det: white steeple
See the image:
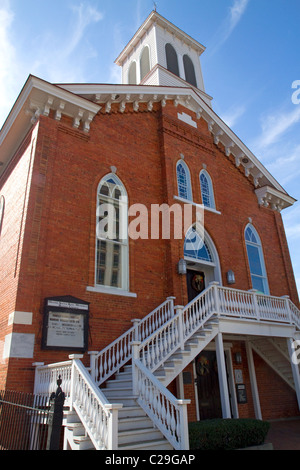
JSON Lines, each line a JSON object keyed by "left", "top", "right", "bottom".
{"left": 115, "top": 11, "right": 211, "bottom": 105}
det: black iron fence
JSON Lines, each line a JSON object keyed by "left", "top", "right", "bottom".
{"left": 0, "top": 380, "right": 65, "bottom": 450}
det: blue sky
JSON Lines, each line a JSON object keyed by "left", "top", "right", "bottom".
{"left": 0, "top": 0, "right": 300, "bottom": 295}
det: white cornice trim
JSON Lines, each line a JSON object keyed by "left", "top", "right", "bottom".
{"left": 255, "top": 186, "right": 297, "bottom": 212}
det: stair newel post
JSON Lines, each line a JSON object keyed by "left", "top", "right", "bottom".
{"left": 249, "top": 289, "right": 260, "bottom": 320}
{"left": 210, "top": 281, "right": 220, "bottom": 315}
{"left": 131, "top": 341, "right": 141, "bottom": 396}
{"left": 167, "top": 296, "right": 176, "bottom": 318}
{"left": 131, "top": 318, "right": 141, "bottom": 342}
{"left": 281, "top": 295, "right": 292, "bottom": 324}
{"left": 88, "top": 351, "right": 98, "bottom": 382}
{"left": 32, "top": 362, "right": 45, "bottom": 396}
{"left": 175, "top": 305, "right": 185, "bottom": 351}
{"left": 177, "top": 399, "right": 191, "bottom": 450}
{"left": 105, "top": 403, "right": 123, "bottom": 450}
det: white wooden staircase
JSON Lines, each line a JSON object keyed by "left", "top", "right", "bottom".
{"left": 33, "top": 283, "right": 300, "bottom": 451}
{"left": 250, "top": 337, "right": 297, "bottom": 391}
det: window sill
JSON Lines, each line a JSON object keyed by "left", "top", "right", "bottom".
{"left": 203, "top": 205, "right": 221, "bottom": 215}
{"left": 86, "top": 285, "right": 137, "bottom": 298}
{"left": 173, "top": 196, "right": 221, "bottom": 214}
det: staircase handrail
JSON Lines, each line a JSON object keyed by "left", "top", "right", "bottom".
{"left": 89, "top": 296, "right": 175, "bottom": 385}
{"left": 70, "top": 358, "right": 122, "bottom": 450}
{"left": 34, "top": 357, "right": 122, "bottom": 450}
{"left": 138, "top": 283, "right": 217, "bottom": 372}
{"left": 137, "top": 283, "right": 300, "bottom": 373}
{"left": 133, "top": 357, "right": 190, "bottom": 450}
{"left": 288, "top": 298, "right": 300, "bottom": 331}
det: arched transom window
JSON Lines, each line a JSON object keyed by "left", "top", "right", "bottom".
{"left": 176, "top": 160, "right": 192, "bottom": 201}
{"left": 96, "top": 174, "right": 128, "bottom": 290}
{"left": 245, "top": 224, "right": 269, "bottom": 294}
{"left": 184, "top": 226, "right": 214, "bottom": 265}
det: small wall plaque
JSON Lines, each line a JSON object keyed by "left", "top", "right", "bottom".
{"left": 236, "top": 384, "right": 247, "bottom": 404}
{"left": 42, "top": 296, "right": 89, "bottom": 353}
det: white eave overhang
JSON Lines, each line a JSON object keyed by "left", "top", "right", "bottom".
{"left": 0, "top": 77, "right": 296, "bottom": 212}
{"left": 0, "top": 75, "right": 101, "bottom": 178}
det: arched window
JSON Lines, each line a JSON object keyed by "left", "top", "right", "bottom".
{"left": 140, "top": 46, "right": 150, "bottom": 81}
{"left": 165, "top": 43, "right": 180, "bottom": 77}
{"left": 176, "top": 160, "right": 192, "bottom": 201}
{"left": 184, "top": 226, "right": 213, "bottom": 264}
{"left": 200, "top": 170, "right": 215, "bottom": 209}
{"left": 245, "top": 224, "right": 269, "bottom": 294}
{"left": 96, "top": 174, "right": 128, "bottom": 290}
{"left": 128, "top": 61, "right": 137, "bottom": 84}
{"left": 183, "top": 54, "right": 197, "bottom": 87}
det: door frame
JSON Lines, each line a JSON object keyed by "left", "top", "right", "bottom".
{"left": 193, "top": 343, "right": 239, "bottom": 420}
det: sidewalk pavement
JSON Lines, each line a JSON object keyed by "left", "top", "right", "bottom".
{"left": 266, "top": 418, "right": 300, "bottom": 450}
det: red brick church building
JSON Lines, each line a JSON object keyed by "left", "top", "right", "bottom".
{"left": 0, "top": 11, "right": 299, "bottom": 450}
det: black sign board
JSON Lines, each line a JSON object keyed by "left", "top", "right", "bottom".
{"left": 42, "top": 296, "right": 89, "bottom": 353}
{"left": 236, "top": 384, "right": 247, "bottom": 404}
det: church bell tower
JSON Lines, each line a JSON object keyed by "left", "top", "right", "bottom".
{"left": 115, "top": 11, "right": 211, "bottom": 106}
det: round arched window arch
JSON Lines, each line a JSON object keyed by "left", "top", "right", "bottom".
{"left": 96, "top": 174, "right": 129, "bottom": 290}
{"left": 183, "top": 54, "right": 197, "bottom": 87}
{"left": 128, "top": 61, "right": 137, "bottom": 85}
{"left": 176, "top": 160, "right": 192, "bottom": 201}
{"left": 165, "top": 43, "right": 180, "bottom": 77}
{"left": 140, "top": 46, "right": 150, "bottom": 81}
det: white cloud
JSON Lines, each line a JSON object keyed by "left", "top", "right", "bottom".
{"left": 267, "top": 144, "right": 300, "bottom": 185}
{"left": 65, "top": 3, "right": 104, "bottom": 58}
{"left": 254, "top": 106, "right": 300, "bottom": 150}
{"left": 209, "top": 0, "right": 250, "bottom": 54}
{"left": 229, "top": 0, "right": 250, "bottom": 32}
{"left": 27, "top": 2, "right": 104, "bottom": 83}
{"left": 220, "top": 105, "right": 246, "bottom": 128}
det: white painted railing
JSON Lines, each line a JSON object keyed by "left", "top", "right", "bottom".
{"left": 137, "top": 283, "right": 300, "bottom": 376}
{"left": 33, "top": 357, "right": 122, "bottom": 450}
{"left": 70, "top": 359, "right": 122, "bottom": 450}
{"left": 138, "top": 285, "right": 217, "bottom": 373}
{"left": 33, "top": 359, "right": 73, "bottom": 403}
{"left": 133, "top": 358, "right": 190, "bottom": 450}
{"left": 89, "top": 297, "right": 175, "bottom": 385}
